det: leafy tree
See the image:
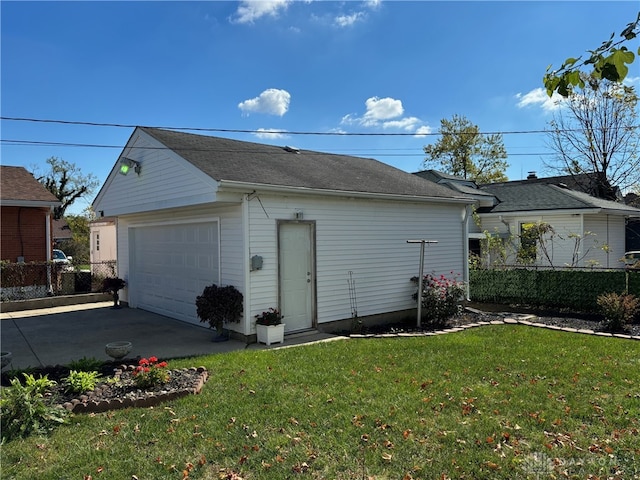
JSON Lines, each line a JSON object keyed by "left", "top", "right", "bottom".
{"left": 544, "top": 13, "right": 639, "bottom": 97}
{"left": 34, "top": 157, "right": 99, "bottom": 220}
{"left": 544, "top": 79, "right": 639, "bottom": 200}
{"left": 423, "top": 115, "right": 509, "bottom": 184}
{"left": 59, "top": 211, "right": 93, "bottom": 264}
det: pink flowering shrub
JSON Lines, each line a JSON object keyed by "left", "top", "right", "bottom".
{"left": 133, "top": 356, "right": 169, "bottom": 388}
{"left": 411, "top": 272, "right": 466, "bottom": 328}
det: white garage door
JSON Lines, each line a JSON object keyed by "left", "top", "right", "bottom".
{"left": 130, "top": 222, "right": 219, "bottom": 324}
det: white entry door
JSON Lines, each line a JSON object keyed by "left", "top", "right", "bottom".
{"left": 130, "top": 221, "right": 219, "bottom": 324}
{"left": 279, "top": 222, "right": 315, "bottom": 332}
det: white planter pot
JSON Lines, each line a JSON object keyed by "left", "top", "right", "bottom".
{"left": 256, "top": 324, "right": 285, "bottom": 346}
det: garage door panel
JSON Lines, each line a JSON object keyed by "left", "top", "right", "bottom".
{"left": 131, "top": 222, "right": 219, "bottom": 324}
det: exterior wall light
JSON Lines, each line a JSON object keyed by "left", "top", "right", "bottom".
{"left": 119, "top": 157, "right": 141, "bottom": 175}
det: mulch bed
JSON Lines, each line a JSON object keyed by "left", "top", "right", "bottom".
{"left": 2, "top": 360, "right": 209, "bottom": 414}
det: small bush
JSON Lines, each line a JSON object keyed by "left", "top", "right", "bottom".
{"left": 196, "top": 284, "right": 244, "bottom": 331}
{"left": 412, "top": 273, "right": 466, "bottom": 328}
{"left": 597, "top": 292, "right": 640, "bottom": 332}
{"left": 0, "top": 374, "right": 67, "bottom": 442}
{"left": 132, "top": 357, "right": 169, "bottom": 389}
{"left": 68, "top": 356, "right": 103, "bottom": 372}
{"left": 63, "top": 370, "right": 101, "bottom": 394}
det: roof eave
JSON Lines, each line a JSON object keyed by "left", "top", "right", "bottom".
{"left": 479, "top": 208, "right": 602, "bottom": 217}
{"left": 218, "top": 180, "right": 474, "bottom": 205}
{"left": 1, "top": 199, "right": 61, "bottom": 208}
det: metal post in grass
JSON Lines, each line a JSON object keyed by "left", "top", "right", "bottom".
{"left": 407, "top": 240, "right": 438, "bottom": 328}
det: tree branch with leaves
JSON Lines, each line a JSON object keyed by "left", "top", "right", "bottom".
{"left": 423, "top": 115, "right": 509, "bottom": 184}
{"left": 544, "top": 12, "right": 639, "bottom": 97}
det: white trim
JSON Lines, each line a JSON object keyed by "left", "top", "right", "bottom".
{"left": 125, "top": 215, "right": 221, "bottom": 229}
{"left": 219, "top": 180, "right": 473, "bottom": 205}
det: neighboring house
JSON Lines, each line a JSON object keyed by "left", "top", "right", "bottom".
{"left": 93, "top": 127, "right": 474, "bottom": 340}
{"left": 89, "top": 216, "right": 117, "bottom": 264}
{"left": 624, "top": 193, "right": 640, "bottom": 251}
{"left": 52, "top": 218, "right": 73, "bottom": 248}
{"left": 1, "top": 166, "right": 61, "bottom": 299}
{"left": 415, "top": 170, "right": 640, "bottom": 269}
{"left": 1, "top": 166, "right": 61, "bottom": 263}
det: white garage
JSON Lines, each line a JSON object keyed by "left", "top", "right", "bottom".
{"left": 129, "top": 221, "right": 220, "bottom": 324}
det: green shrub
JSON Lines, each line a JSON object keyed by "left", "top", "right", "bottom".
{"left": 597, "top": 292, "right": 640, "bottom": 332}
{"left": 196, "top": 284, "right": 244, "bottom": 332}
{"left": 63, "top": 370, "right": 101, "bottom": 394}
{"left": 132, "top": 356, "right": 169, "bottom": 388}
{"left": 68, "top": 356, "right": 103, "bottom": 372}
{"left": 411, "top": 273, "right": 466, "bottom": 328}
{"left": 0, "top": 374, "right": 67, "bottom": 442}
{"left": 470, "top": 268, "right": 640, "bottom": 312}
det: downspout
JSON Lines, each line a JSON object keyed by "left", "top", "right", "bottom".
{"left": 46, "top": 208, "right": 53, "bottom": 294}
{"left": 462, "top": 205, "right": 472, "bottom": 300}
{"left": 242, "top": 193, "right": 252, "bottom": 338}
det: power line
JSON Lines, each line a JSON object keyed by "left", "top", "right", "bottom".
{"left": 0, "top": 138, "right": 555, "bottom": 157}
{"left": 0, "top": 115, "right": 588, "bottom": 137}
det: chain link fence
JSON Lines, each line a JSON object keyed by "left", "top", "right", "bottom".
{"left": 1, "top": 261, "right": 118, "bottom": 302}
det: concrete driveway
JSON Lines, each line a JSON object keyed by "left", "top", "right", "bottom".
{"left": 1, "top": 302, "right": 340, "bottom": 370}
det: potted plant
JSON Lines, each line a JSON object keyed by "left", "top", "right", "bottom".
{"left": 255, "top": 308, "right": 285, "bottom": 346}
{"left": 102, "top": 277, "right": 126, "bottom": 308}
{"left": 196, "top": 284, "right": 243, "bottom": 342}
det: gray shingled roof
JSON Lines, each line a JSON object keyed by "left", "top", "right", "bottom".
{"left": 0, "top": 166, "right": 60, "bottom": 204}
{"left": 479, "top": 182, "right": 640, "bottom": 215}
{"left": 140, "top": 127, "right": 470, "bottom": 201}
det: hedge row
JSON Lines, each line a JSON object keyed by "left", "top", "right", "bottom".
{"left": 469, "top": 268, "right": 640, "bottom": 312}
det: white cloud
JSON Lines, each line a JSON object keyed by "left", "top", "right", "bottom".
{"left": 238, "top": 88, "right": 291, "bottom": 116}
{"left": 335, "top": 11, "right": 364, "bottom": 27}
{"left": 414, "top": 125, "right": 432, "bottom": 138}
{"left": 333, "top": 0, "right": 381, "bottom": 28}
{"left": 340, "top": 96, "right": 430, "bottom": 136}
{"left": 362, "top": 96, "right": 404, "bottom": 125}
{"left": 253, "top": 128, "right": 288, "bottom": 139}
{"left": 231, "top": 0, "right": 292, "bottom": 24}
{"left": 515, "top": 87, "right": 564, "bottom": 112}
{"left": 624, "top": 76, "right": 640, "bottom": 87}
{"left": 381, "top": 116, "right": 420, "bottom": 131}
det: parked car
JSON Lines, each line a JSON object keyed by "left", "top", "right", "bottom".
{"left": 53, "top": 249, "right": 74, "bottom": 271}
{"left": 623, "top": 251, "right": 640, "bottom": 269}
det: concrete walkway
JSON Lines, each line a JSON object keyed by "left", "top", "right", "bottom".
{"left": 1, "top": 302, "right": 343, "bottom": 370}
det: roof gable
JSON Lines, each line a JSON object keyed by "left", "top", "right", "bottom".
{"left": 0, "top": 166, "right": 60, "bottom": 206}
{"left": 140, "top": 127, "right": 469, "bottom": 201}
{"left": 479, "top": 182, "right": 640, "bottom": 216}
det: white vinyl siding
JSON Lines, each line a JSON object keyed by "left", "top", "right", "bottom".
{"left": 116, "top": 204, "right": 244, "bottom": 325}
{"left": 479, "top": 213, "right": 626, "bottom": 268}
{"left": 93, "top": 131, "right": 219, "bottom": 217}
{"left": 246, "top": 193, "right": 466, "bottom": 326}
{"left": 583, "top": 215, "right": 626, "bottom": 268}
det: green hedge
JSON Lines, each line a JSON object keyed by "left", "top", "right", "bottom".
{"left": 469, "top": 268, "right": 640, "bottom": 312}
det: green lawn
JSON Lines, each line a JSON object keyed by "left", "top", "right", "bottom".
{"left": 3, "top": 325, "right": 639, "bottom": 479}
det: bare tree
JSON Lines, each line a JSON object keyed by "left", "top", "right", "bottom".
{"left": 34, "top": 157, "right": 99, "bottom": 219}
{"left": 544, "top": 79, "right": 639, "bottom": 200}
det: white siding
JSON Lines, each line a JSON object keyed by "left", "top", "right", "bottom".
{"left": 245, "top": 193, "right": 467, "bottom": 326}
{"left": 89, "top": 222, "right": 116, "bottom": 263}
{"left": 584, "top": 214, "right": 626, "bottom": 268}
{"left": 93, "top": 130, "right": 219, "bottom": 217}
{"left": 479, "top": 212, "right": 627, "bottom": 268}
{"left": 116, "top": 204, "right": 245, "bottom": 329}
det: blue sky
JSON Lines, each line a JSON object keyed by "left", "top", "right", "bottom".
{"left": 2, "top": 1, "right": 638, "bottom": 214}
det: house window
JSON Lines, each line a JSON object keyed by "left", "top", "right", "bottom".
{"left": 518, "top": 223, "right": 538, "bottom": 264}
{"left": 96, "top": 233, "right": 100, "bottom": 251}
